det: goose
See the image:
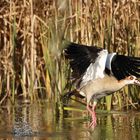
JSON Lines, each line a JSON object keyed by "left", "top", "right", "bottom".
{"left": 63, "top": 42, "right": 140, "bottom": 128}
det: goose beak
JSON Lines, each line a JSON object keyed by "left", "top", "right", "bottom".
{"left": 134, "top": 79, "right": 140, "bottom": 86}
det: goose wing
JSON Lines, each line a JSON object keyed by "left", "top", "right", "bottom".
{"left": 109, "top": 54, "right": 140, "bottom": 80}
{"left": 64, "top": 42, "right": 108, "bottom": 87}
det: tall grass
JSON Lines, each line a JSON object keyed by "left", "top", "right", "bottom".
{"left": 0, "top": 0, "right": 139, "bottom": 110}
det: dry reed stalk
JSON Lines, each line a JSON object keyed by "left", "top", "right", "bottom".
{"left": 30, "top": 0, "right": 36, "bottom": 101}
{"left": 0, "top": 0, "right": 139, "bottom": 110}
{"left": 69, "top": 0, "right": 73, "bottom": 41}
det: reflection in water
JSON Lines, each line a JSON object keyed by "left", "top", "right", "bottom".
{"left": 13, "top": 104, "right": 33, "bottom": 136}
{"left": 0, "top": 101, "right": 139, "bottom": 140}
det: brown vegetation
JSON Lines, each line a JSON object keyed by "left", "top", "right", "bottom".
{"left": 0, "top": 0, "right": 139, "bottom": 110}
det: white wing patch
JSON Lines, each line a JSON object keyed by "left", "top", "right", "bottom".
{"left": 80, "top": 50, "right": 108, "bottom": 87}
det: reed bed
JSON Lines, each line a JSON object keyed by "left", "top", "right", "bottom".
{"left": 0, "top": 0, "right": 140, "bottom": 110}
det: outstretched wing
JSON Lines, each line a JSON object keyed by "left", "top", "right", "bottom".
{"left": 64, "top": 42, "right": 108, "bottom": 87}
{"left": 111, "top": 55, "right": 140, "bottom": 80}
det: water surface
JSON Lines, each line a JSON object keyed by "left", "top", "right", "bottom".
{"left": 0, "top": 101, "right": 140, "bottom": 140}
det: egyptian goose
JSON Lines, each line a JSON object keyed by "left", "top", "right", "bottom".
{"left": 63, "top": 42, "right": 140, "bottom": 128}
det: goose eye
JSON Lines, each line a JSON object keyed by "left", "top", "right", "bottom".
{"left": 130, "top": 76, "right": 134, "bottom": 80}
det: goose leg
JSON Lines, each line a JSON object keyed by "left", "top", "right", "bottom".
{"left": 87, "top": 101, "right": 97, "bottom": 128}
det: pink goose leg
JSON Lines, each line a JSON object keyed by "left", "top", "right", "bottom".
{"left": 87, "top": 101, "right": 97, "bottom": 128}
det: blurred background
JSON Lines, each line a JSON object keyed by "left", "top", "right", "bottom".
{"left": 0, "top": 0, "right": 140, "bottom": 111}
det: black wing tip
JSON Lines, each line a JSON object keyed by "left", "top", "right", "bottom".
{"left": 64, "top": 41, "right": 104, "bottom": 80}
{"left": 111, "top": 54, "right": 140, "bottom": 80}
